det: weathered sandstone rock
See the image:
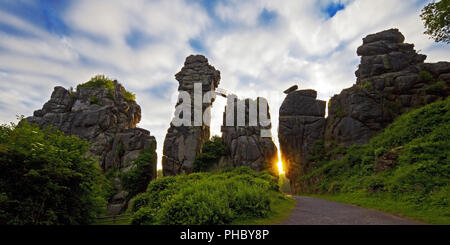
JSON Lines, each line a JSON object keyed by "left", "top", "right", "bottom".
{"left": 221, "top": 97, "right": 278, "bottom": 173}
{"left": 162, "top": 55, "right": 221, "bottom": 176}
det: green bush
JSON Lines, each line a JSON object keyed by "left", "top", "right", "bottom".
{"left": 89, "top": 95, "right": 100, "bottom": 105}
{"left": 122, "top": 90, "right": 136, "bottom": 102}
{"left": 120, "top": 146, "right": 157, "bottom": 200}
{"left": 130, "top": 167, "right": 279, "bottom": 225}
{"left": 419, "top": 70, "right": 434, "bottom": 82}
{"left": 0, "top": 121, "right": 108, "bottom": 224}
{"left": 77, "top": 74, "right": 136, "bottom": 102}
{"left": 425, "top": 80, "right": 446, "bottom": 96}
{"left": 193, "top": 136, "right": 228, "bottom": 172}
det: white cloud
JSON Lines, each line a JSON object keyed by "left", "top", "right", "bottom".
{"left": 0, "top": 0, "right": 448, "bottom": 170}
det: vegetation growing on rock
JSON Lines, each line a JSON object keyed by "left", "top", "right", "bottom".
{"left": 77, "top": 74, "right": 136, "bottom": 102}
{"left": 120, "top": 144, "right": 157, "bottom": 200}
{"left": 193, "top": 136, "right": 228, "bottom": 172}
{"left": 300, "top": 98, "right": 450, "bottom": 224}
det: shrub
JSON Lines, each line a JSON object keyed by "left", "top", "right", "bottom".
{"left": 0, "top": 121, "right": 108, "bottom": 224}
{"left": 77, "top": 74, "right": 115, "bottom": 91}
{"left": 130, "top": 167, "right": 278, "bottom": 225}
{"left": 193, "top": 136, "right": 228, "bottom": 172}
{"left": 120, "top": 146, "right": 157, "bottom": 200}
{"left": 77, "top": 74, "right": 136, "bottom": 102}
{"left": 131, "top": 206, "right": 155, "bottom": 225}
{"left": 419, "top": 70, "right": 434, "bottom": 82}
{"left": 425, "top": 80, "right": 446, "bottom": 96}
{"left": 89, "top": 95, "right": 100, "bottom": 105}
{"left": 122, "top": 90, "right": 136, "bottom": 102}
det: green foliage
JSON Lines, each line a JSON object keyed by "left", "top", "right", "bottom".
{"left": 334, "top": 105, "right": 347, "bottom": 118}
{"left": 120, "top": 146, "right": 157, "bottom": 200}
{"left": 122, "top": 90, "right": 136, "bottom": 102}
{"left": 419, "top": 70, "right": 434, "bottom": 82}
{"left": 359, "top": 82, "right": 372, "bottom": 89}
{"left": 103, "top": 168, "right": 119, "bottom": 201}
{"left": 77, "top": 74, "right": 115, "bottom": 91}
{"left": 300, "top": 98, "right": 450, "bottom": 224}
{"left": 89, "top": 96, "right": 100, "bottom": 105}
{"left": 77, "top": 74, "right": 136, "bottom": 102}
{"left": 0, "top": 121, "right": 108, "bottom": 224}
{"left": 130, "top": 167, "right": 281, "bottom": 225}
{"left": 425, "top": 81, "right": 446, "bottom": 96}
{"left": 420, "top": 0, "right": 450, "bottom": 43}
{"left": 193, "top": 136, "right": 228, "bottom": 172}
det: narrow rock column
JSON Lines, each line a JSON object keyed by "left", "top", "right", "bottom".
{"left": 278, "top": 89, "right": 326, "bottom": 193}
{"left": 221, "top": 97, "right": 278, "bottom": 174}
{"left": 162, "top": 55, "right": 220, "bottom": 176}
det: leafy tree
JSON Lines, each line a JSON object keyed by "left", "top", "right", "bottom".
{"left": 193, "top": 136, "right": 228, "bottom": 172}
{"left": 0, "top": 121, "right": 108, "bottom": 224}
{"left": 421, "top": 0, "right": 450, "bottom": 43}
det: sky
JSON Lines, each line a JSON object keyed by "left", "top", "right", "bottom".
{"left": 0, "top": 0, "right": 449, "bottom": 170}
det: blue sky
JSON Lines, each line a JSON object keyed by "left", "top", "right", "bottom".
{"left": 0, "top": 0, "right": 448, "bottom": 169}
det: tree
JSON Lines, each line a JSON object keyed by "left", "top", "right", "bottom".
{"left": 0, "top": 121, "right": 108, "bottom": 224}
{"left": 420, "top": 0, "right": 450, "bottom": 43}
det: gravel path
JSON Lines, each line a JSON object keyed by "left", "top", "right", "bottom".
{"left": 282, "top": 196, "right": 422, "bottom": 225}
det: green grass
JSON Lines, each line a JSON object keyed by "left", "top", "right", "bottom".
{"left": 298, "top": 98, "right": 450, "bottom": 225}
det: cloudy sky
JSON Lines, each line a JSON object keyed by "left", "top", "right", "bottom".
{"left": 0, "top": 0, "right": 449, "bottom": 169}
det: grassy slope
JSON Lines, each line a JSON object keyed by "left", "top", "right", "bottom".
{"left": 300, "top": 98, "right": 450, "bottom": 224}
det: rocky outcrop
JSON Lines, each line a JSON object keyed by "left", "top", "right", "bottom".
{"left": 280, "top": 29, "right": 449, "bottom": 193}
{"left": 26, "top": 80, "right": 157, "bottom": 214}
{"left": 221, "top": 97, "right": 278, "bottom": 173}
{"left": 325, "top": 28, "right": 450, "bottom": 147}
{"left": 162, "top": 55, "right": 221, "bottom": 176}
{"left": 278, "top": 89, "right": 326, "bottom": 192}
{"left": 27, "top": 81, "right": 157, "bottom": 171}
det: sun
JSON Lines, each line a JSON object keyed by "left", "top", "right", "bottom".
{"left": 277, "top": 150, "right": 285, "bottom": 175}
{"left": 277, "top": 160, "right": 285, "bottom": 175}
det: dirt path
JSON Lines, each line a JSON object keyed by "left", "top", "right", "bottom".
{"left": 282, "top": 196, "right": 422, "bottom": 225}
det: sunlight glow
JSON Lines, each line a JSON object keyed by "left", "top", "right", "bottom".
{"left": 277, "top": 150, "right": 285, "bottom": 175}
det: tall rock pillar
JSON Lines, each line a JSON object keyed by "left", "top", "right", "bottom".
{"left": 221, "top": 97, "right": 278, "bottom": 174}
{"left": 162, "top": 55, "right": 221, "bottom": 176}
{"left": 278, "top": 89, "right": 326, "bottom": 193}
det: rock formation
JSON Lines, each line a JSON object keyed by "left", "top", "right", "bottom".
{"left": 221, "top": 97, "right": 278, "bottom": 173}
{"left": 278, "top": 89, "right": 326, "bottom": 192}
{"left": 326, "top": 28, "right": 450, "bottom": 147}
{"left": 280, "top": 28, "right": 450, "bottom": 193}
{"left": 162, "top": 55, "right": 221, "bottom": 176}
{"left": 27, "top": 81, "right": 156, "bottom": 170}
{"left": 26, "top": 80, "right": 157, "bottom": 213}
